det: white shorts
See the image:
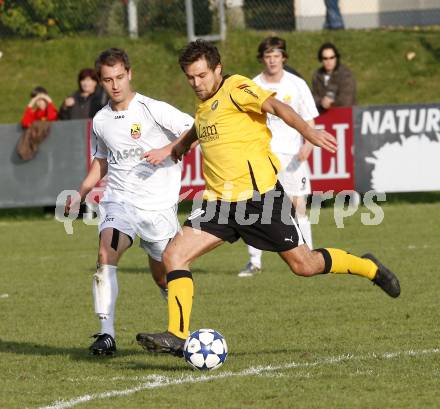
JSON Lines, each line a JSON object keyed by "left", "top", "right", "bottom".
{"left": 276, "top": 153, "right": 311, "bottom": 197}
{"left": 98, "top": 201, "right": 180, "bottom": 261}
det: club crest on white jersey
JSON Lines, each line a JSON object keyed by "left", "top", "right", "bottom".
{"left": 130, "top": 123, "right": 141, "bottom": 139}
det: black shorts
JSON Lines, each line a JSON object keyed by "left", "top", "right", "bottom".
{"left": 184, "top": 182, "right": 305, "bottom": 252}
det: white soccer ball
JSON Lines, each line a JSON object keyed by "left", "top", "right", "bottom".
{"left": 183, "top": 329, "right": 228, "bottom": 371}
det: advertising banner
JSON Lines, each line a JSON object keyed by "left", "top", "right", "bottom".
{"left": 311, "top": 107, "right": 354, "bottom": 192}
{"left": 354, "top": 103, "right": 440, "bottom": 193}
{"left": 0, "top": 120, "right": 88, "bottom": 208}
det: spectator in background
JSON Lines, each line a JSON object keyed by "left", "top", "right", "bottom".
{"left": 21, "top": 86, "right": 58, "bottom": 128}
{"left": 324, "top": 0, "right": 345, "bottom": 30}
{"left": 17, "top": 86, "right": 58, "bottom": 161}
{"left": 312, "top": 42, "right": 356, "bottom": 113}
{"left": 59, "top": 68, "right": 107, "bottom": 120}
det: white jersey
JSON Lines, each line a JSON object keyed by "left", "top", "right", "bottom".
{"left": 253, "top": 70, "right": 318, "bottom": 155}
{"left": 93, "top": 93, "right": 194, "bottom": 210}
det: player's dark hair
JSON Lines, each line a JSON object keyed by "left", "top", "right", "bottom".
{"left": 178, "top": 39, "right": 221, "bottom": 71}
{"left": 78, "top": 68, "right": 99, "bottom": 88}
{"left": 95, "top": 48, "right": 131, "bottom": 78}
{"left": 257, "top": 36, "right": 288, "bottom": 61}
{"left": 318, "top": 42, "right": 340, "bottom": 67}
{"left": 30, "top": 86, "right": 48, "bottom": 98}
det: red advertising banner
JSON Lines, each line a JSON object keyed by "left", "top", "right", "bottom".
{"left": 310, "top": 106, "right": 354, "bottom": 192}
{"left": 180, "top": 145, "right": 205, "bottom": 199}
{"left": 87, "top": 107, "right": 354, "bottom": 201}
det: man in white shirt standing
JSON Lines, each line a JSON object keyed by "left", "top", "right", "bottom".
{"left": 239, "top": 37, "right": 318, "bottom": 277}
{"left": 64, "top": 48, "right": 194, "bottom": 354}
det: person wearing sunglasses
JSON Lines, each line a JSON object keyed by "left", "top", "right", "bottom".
{"left": 312, "top": 42, "right": 356, "bottom": 112}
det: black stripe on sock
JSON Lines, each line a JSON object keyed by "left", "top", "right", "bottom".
{"left": 314, "top": 248, "right": 332, "bottom": 274}
{"left": 167, "top": 269, "right": 193, "bottom": 283}
{"left": 175, "top": 296, "right": 184, "bottom": 333}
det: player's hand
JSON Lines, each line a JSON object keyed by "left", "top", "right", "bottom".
{"left": 143, "top": 147, "right": 170, "bottom": 166}
{"left": 304, "top": 128, "right": 337, "bottom": 153}
{"left": 64, "top": 194, "right": 81, "bottom": 217}
{"left": 171, "top": 142, "right": 190, "bottom": 163}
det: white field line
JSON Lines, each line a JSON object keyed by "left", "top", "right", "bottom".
{"left": 39, "top": 348, "right": 440, "bottom": 409}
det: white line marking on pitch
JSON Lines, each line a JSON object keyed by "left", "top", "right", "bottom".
{"left": 38, "top": 348, "right": 440, "bottom": 409}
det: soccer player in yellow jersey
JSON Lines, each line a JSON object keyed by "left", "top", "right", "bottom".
{"left": 136, "top": 40, "right": 400, "bottom": 356}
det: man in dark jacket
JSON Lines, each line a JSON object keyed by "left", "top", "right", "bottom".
{"left": 312, "top": 42, "right": 356, "bottom": 112}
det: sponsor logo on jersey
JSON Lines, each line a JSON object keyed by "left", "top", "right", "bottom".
{"left": 198, "top": 123, "right": 219, "bottom": 142}
{"left": 130, "top": 123, "right": 141, "bottom": 139}
{"left": 112, "top": 147, "right": 145, "bottom": 161}
{"left": 237, "top": 84, "right": 250, "bottom": 89}
{"left": 244, "top": 88, "right": 259, "bottom": 99}
{"left": 114, "top": 114, "right": 125, "bottom": 119}
{"left": 211, "top": 100, "right": 219, "bottom": 110}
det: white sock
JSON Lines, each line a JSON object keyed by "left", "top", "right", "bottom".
{"left": 248, "top": 245, "right": 262, "bottom": 268}
{"left": 297, "top": 216, "right": 313, "bottom": 249}
{"left": 93, "top": 264, "right": 118, "bottom": 339}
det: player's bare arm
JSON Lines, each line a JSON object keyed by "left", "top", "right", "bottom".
{"left": 64, "top": 157, "right": 108, "bottom": 215}
{"left": 262, "top": 97, "right": 337, "bottom": 153}
{"left": 171, "top": 125, "right": 198, "bottom": 162}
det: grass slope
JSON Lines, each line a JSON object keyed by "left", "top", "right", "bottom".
{"left": 1, "top": 27, "right": 440, "bottom": 123}
{"left": 0, "top": 201, "right": 439, "bottom": 408}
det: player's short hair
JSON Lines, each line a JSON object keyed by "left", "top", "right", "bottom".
{"left": 78, "top": 68, "right": 99, "bottom": 87}
{"left": 257, "top": 36, "right": 288, "bottom": 61}
{"left": 30, "top": 86, "right": 48, "bottom": 98}
{"left": 95, "top": 48, "right": 131, "bottom": 78}
{"left": 178, "top": 40, "right": 221, "bottom": 71}
{"left": 317, "top": 42, "right": 341, "bottom": 64}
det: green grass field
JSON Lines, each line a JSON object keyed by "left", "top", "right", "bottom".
{"left": 1, "top": 200, "right": 439, "bottom": 408}
{"left": 1, "top": 27, "right": 440, "bottom": 123}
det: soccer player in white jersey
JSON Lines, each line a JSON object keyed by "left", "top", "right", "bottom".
{"left": 239, "top": 37, "right": 319, "bottom": 277}
{"left": 64, "top": 48, "right": 194, "bottom": 355}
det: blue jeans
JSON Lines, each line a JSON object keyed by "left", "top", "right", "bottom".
{"left": 324, "top": 0, "right": 345, "bottom": 29}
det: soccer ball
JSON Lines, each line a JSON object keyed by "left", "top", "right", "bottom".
{"left": 183, "top": 329, "right": 228, "bottom": 371}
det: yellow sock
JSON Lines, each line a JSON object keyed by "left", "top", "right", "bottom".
{"left": 318, "top": 248, "right": 378, "bottom": 280}
{"left": 167, "top": 271, "right": 194, "bottom": 339}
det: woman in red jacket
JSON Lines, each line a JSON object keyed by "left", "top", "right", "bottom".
{"left": 21, "top": 86, "right": 58, "bottom": 128}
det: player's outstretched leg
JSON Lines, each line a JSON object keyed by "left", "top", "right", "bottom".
{"left": 316, "top": 248, "right": 400, "bottom": 298}
{"left": 361, "top": 253, "right": 400, "bottom": 298}
{"left": 281, "top": 246, "right": 400, "bottom": 298}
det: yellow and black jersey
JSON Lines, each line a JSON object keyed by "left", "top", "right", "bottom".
{"left": 195, "top": 74, "right": 281, "bottom": 201}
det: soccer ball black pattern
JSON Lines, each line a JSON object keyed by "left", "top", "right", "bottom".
{"left": 183, "top": 329, "right": 228, "bottom": 371}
